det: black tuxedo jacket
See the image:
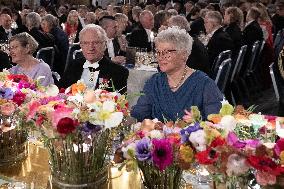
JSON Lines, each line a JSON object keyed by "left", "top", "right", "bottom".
{"left": 187, "top": 37, "right": 210, "bottom": 75}
{"left": 242, "top": 20, "right": 263, "bottom": 47}
{"left": 189, "top": 17, "right": 206, "bottom": 38}
{"left": 58, "top": 56, "right": 129, "bottom": 94}
{"left": 105, "top": 37, "right": 126, "bottom": 58}
{"left": 224, "top": 23, "right": 243, "bottom": 56}
{"left": 207, "top": 28, "right": 234, "bottom": 71}
{"left": 129, "top": 24, "right": 152, "bottom": 51}
{"left": 28, "top": 28, "right": 55, "bottom": 51}
{"left": 0, "top": 26, "right": 17, "bottom": 41}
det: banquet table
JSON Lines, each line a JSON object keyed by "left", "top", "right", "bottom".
{"left": 127, "top": 67, "right": 157, "bottom": 108}
{"left": 0, "top": 143, "right": 207, "bottom": 189}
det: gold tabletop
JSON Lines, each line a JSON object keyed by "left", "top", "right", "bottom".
{"left": 0, "top": 143, "right": 142, "bottom": 189}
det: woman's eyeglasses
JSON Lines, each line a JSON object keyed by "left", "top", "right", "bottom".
{"left": 155, "top": 49, "right": 177, "bottom": 59}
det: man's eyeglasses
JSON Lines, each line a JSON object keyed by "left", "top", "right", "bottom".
{"left": 155, "top": 49, "right": 177, "bottom": 59}
{"left": 80, "top": 41, "right": 105, "bottom": 47}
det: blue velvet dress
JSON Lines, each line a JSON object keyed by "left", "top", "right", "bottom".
{"left": 131, "top": 70, "right": 223, "bottom": 122}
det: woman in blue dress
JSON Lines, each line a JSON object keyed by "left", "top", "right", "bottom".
{"left": 131, "top": 26, "right": 223, "bottom": 122}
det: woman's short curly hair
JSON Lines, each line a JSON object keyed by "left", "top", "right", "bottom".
{"left": 9, "top": 32, "right": 39, "bottom": 54}
{"left": 155, "top": 26, "right": 193, "bottom": 56}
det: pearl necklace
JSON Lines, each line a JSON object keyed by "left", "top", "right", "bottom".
{"left": 169, "top": 66, "right": 188, "bottom": 89}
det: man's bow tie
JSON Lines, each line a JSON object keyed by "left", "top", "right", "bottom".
{"left": 83, "top": 61, "right": 99, "bottom": 68}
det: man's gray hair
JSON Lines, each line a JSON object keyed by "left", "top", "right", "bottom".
{"left": 26, "top": 12, "right": 41, "bottom": 29}
{"left": 79, "top": 24, "right": 107, "bottom": 43}
{"left": 168, "top": 15, "right": 190, "bottom": 31}
{"left": 155, "top": 26, "right": 193, "bottom": 56}
{"left": 42, "top": 14, "right": 58, "bottom": 28}
{"left": 205, "top": 11, "right": 223, "bottom": 25}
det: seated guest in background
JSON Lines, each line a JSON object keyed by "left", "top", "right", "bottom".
{"left": 131, "top": 26, "right": 223, "bottom": 122}
{"left": 189, "top": 8, "right": 208, "bottom": 37}
{"left": 99, "top": 16, "right": 126, "bottom": 64}
{"left": 0, "top": 51, "right": 12, "bottom": 71}
{"left": 25, "top": 12, "right": 55, "bottom": 52}
{"left": 41, "top": 14, "right": 69, "bottom": 76}
{"left": 205, "top": 11, "right": 234, "bottom": 73}
{"left": 272, "top": 2, "right": 284, "bottom": 36}
{"left": 153, "top": 10, "right": 170, "bottom": 34}
{"left": 242, "top": 7, "right": 263, "bottom": 48}
{"left": 0, "top": 13, "right": 17, "bottom": 41}
{"left": 223, "top": 7, "right": 244, "bottom": 57}
{"left": 85, "top": 12, "right": 96, "bottom": 25}
{"left": 168, "top": 15, "right": 210, "bottom": 75}
{"left": 129, "top": 10, "right": 154, "bottom": 52}
{"left": 276, "top": 46, "right": 284, "bottom": 116}
{"left": 114, "top": 13, "right": 129, "bottom": 52}
{"left": 64, "top": 10, "right": 82, "bottom": 44}
{"left": 131, "top": 6, "right": 142, "bottom": 31}
{"left": 8, "top": 33, "right": 54, "bottom": 86}
{"left": 58, "top": 24, "right": 129, "bottom": 94}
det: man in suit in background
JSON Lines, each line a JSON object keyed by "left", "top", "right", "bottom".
{"left": 129, "top": 10, "right": 154, "bottom": 52}
{"left": 242, "top": 7, "right": 263, "bottom": 48}
{"left": 59, "top": 24, "right": 129, "bottom": 94}
{"left": 0, "top": 13, "right": 17, "bottom": 41}
{"left": 99, "top": 16, "right": 126, "bottom": 64}
{"left": 205, "top": 11, "right": 234, "bottom": 75}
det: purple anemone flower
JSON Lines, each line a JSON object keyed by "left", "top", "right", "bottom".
{"left": 81, "top": 122, "right": 102, "bottom": 133}
{"left": 0, "top": 88, "right": 14, "bottom": 99}
{"left": 152, "top": 139, "right": 173, "bottom": 171}
{"left": 180, "top": 123, "right": 202, "bottom": 143}
{"left": 135, "top": 137, "right": 151, "bottom": 161}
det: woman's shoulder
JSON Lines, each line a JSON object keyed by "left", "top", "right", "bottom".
{"left": 37, "top": 60, "right": 52, "bottom": 71}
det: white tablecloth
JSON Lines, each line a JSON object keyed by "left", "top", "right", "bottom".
{"left": 127, "top": 68, "right": 157, "bottom": 108}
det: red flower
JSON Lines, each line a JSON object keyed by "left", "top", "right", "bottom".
{"left": 59, "top": 88, "right": 66, "bottom": 93}
{"left": 12, "top": 91, "right": 26, "bottom": 106}
{"left": 7, "top": 74, "right": 29, "bottom": 83}
{"left": 56, "top": 117, "right": 79, "bottom": 135}
{"left": 210, "top": 136, "right": 226, "bottom": 148}
{"left": 247, "top": 156, "right": 284, "bottom": 175}
{"left": 195, "top": 148, "right": 219, "bottom": 165}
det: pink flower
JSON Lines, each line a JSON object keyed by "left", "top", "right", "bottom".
{"left": 226, "top": 154, "right": 249, "bottom": 176}
{"left": 27, "top": 101, "right": 41, "bottom": 121}
{"left": 274, "top": 138, "right": 284, "bottom": 157}
{"left": 51, "top": 106, "right": 74, "bottom": 128}
{"left": 0, "top": 102, "right": 16, "bottom": 116}
{"left": 152, "top": 139, "right": 173, "bottom": 171}
{"left": 256, "top": 171, "right": 276, "bottom": 186}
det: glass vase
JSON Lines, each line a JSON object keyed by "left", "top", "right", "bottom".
{"left": 46, "top": 129, "right": 110, "bottom": 189}
{"left": 138, "top": 162, "right": 183, "bottom": 189}
{"left": 0, "top": 115, "right": 28, "bottom": 166}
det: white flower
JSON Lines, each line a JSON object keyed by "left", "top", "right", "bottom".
{"left": 67, "top": 93, "right": 84, "bottom": 103}
{"left": 218, "top": 115, "right": 237, "bottom": 132}
{"left": 221, "top": 98, "right": 230, "bottom": 105}
{"left": 45, "top": 84, "right": 59, "bottom": 97}
{"left": 149, "top": 130, "right": 164, "bottom": 139}
{"left": 122, "top": 143, "right": 136, "bottom": 159}
{"left": 103, "top": 100, "right": 116, "bottom": 112}
{"left": 104, "top": 112, "right": 123, "bottom": 129}
{"left": 188, "top": 130, "right": 206, "bottom": 151}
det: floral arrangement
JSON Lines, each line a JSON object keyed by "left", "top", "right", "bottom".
{"left": 20, "top": 80, "right": 129, "bottom": 187}
{"left": 185, "top": 100, "right": 283, "bottom": 188}
{"left": 118, "top": 100, "right": 284, "bottom": 189}
{"left": 0, "top": 71, "right": 46, "bottom": 165}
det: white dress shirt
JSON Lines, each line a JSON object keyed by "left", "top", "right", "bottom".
{"left": 81, "top": 60, "right": 100, "bottom": 89}
{"left": 106, "top": 38, "right": 115, "bottom": 58}
{"left": 145, "top": 29, "right": 154, "bottom": 42}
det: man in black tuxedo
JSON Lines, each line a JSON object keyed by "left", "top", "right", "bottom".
{"left": 99, "top": 16, "right": 126, "bottom": 64}
{"left": 0, "top": 13, "right": 17, "bottom": 41}
{"left": 242, "top": 7, "right": 263, "bottom": 48}
{"left": 129, "top": 10, "right": 154, "bottom": 52}
{"left": 205, "top": 11, "right": 234, "bottom": 74}
{"left": 58, "top": 24, "right": 129, "bottom": 94}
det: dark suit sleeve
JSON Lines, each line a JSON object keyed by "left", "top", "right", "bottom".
{"left": 57, "top": 59, "right": 83, "bottom": 89}
{"left": 111, "top": 64, "right": 129, "bottom": 94}
{"left": 0, "top": 51, "right": 11, "bottom": 71}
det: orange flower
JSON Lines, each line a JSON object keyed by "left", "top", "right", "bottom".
{"left": 71, "top": 83, "right": 86, "bottom": 95}
{"left": 207, "top": 114, "right": 222, "bottom": 124}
